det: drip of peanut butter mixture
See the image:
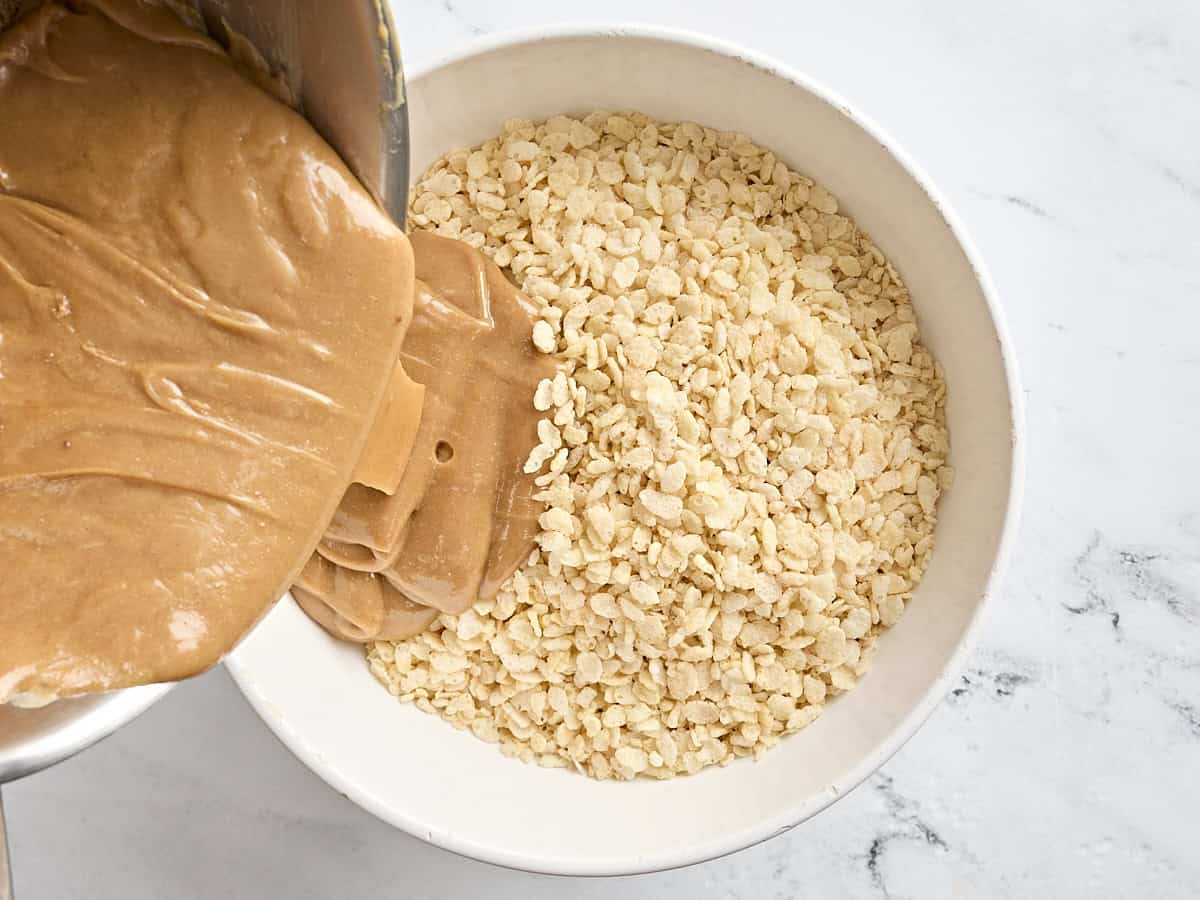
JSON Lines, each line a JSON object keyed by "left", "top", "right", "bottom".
{"left": 293, "top": 232, "right": 558, "bottom": 642}
{"left": 0, "top": 0, "right": 414, "bottom": 704}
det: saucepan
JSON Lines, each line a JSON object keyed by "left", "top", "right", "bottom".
{"left": 0, "top": 683, "right": 172, "bottom": 896}
{"left": 0, "top": 0, "right": 410, "bottom": 893}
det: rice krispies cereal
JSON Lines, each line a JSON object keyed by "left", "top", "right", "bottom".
{"left": 369, "top": 112, "right": 951, "bottom": 780}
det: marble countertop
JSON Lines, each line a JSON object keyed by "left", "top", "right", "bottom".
{"left": 7, "top": 0, "right": 1200, "bottom": 897}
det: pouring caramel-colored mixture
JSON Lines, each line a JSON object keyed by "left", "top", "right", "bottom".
{"left": 295, "top": 232, "right": 556, "bottom": 642}
{"left": 0, "top": 0, "right": 550, "bottom": 704}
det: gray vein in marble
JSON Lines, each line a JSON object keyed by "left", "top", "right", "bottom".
{"left": 1093, "top": 122, "right": 1200, "bottom": 208}
{"left": 862, "top": 775, "right": 949, "bottom": 898}
{"left": 439, "top": 0, "right": 485, "bottom": 36}
{"left": 1128, "top": 29, "right": 1171, "bottom": 52}
{"left": 1169, "top": 701, "right": 1200, "bottom": 739}
{"left": 1070, "top": 531, "right": 1197, "bottom": 627}
{"left": 1002, "top": 194, "right": 1052, "bottom": 219}
{"left": 1063, "top": 529, "right": 1200, "bottom": 747}
{"left": 1152, "top": 161, "right": 1200, "bottom": 203}
{"left": 950, "top": 668, "right": 1034, "bottom": 702}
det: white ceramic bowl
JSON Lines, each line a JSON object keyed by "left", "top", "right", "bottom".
{"left": 227, "top": 26, "right": 1022, "bottom": 876}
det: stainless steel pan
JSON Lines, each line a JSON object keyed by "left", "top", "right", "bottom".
{"left": 0, "top": 1, "right": 410, "bottom": 893}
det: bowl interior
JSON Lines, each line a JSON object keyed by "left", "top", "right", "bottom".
{"left": 227, "top": 29, "right": 1018, "bottom": 876}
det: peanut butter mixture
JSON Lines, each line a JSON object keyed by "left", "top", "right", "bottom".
{"left": 0, "top": 0, "right": 415, "bottom": 704}
{"left": 295, "top": 232, "right": 557, "bottom": 642}
{"left": 0, "top": 0, "right": 555, "bottom": 703}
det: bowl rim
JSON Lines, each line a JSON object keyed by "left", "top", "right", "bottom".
{"left": 229, "top": 21, "right": 1025, "bottom": 876}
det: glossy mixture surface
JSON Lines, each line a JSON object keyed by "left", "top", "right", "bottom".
{"left": 295, "top": 232, "right": 557, "bottom": 641}
{"left": 0, "top": 0, "right": 413, "bottom": 703}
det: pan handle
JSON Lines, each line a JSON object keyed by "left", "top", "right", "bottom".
{"left": 0, "top": 787, "right": 11, "bottom": 900}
